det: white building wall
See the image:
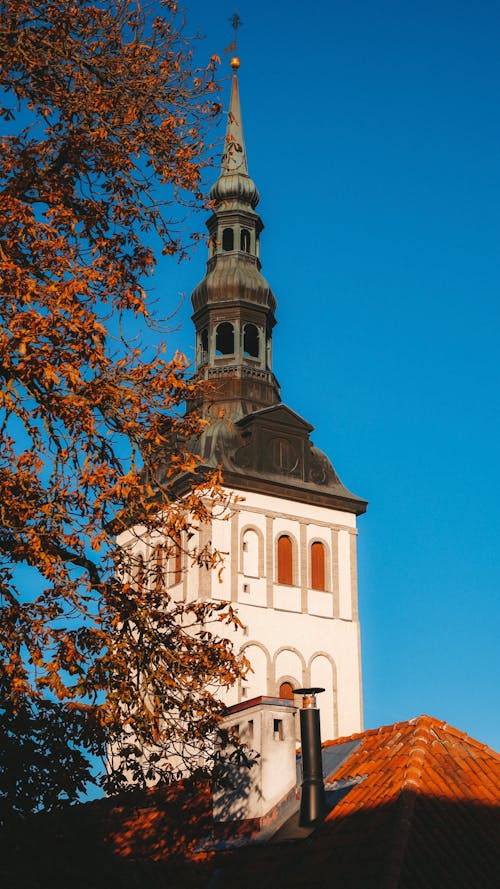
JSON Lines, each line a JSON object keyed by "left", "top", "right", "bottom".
{"left": 338, "top": 529, "right": 352, "bottom": 620}
{"left": 117, "top": 486, "right": 363, "bottom": 743}
{"left": 213, "top": 698, "right": 298, "bottom": 822}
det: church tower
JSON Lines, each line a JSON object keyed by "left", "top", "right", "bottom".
{"left": 183, "top": 56, "right": 368, "bottom": 741}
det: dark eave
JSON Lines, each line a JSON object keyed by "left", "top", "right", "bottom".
{"left": 220, "top": 468, "right": 368, "bottom": 515}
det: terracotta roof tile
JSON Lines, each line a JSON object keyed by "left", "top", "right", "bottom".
{"left": 208, "top": 715, "right": 500, "bottom": 889}
{"left": 309, "top": 714, "right": 500, "bottom": 888}
{"left": 4, "top": 716, "right": 499, "bottom": 888}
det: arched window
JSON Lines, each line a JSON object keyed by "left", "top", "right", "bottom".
{"left": 215, "top": 322, "right": 234, "bottom": 356}
{"left": 243, "top": 323, "right": 259, "bottom": 358}
{"left": 240, "top": 228, "right": 250, "bottom": 252}
{"left": 242, "top": 529, "right": 259, "bottom": 578}
{"left": 311, "top": 541, "right": 326, "bottom": 591}
{"left": 279, "top": 681, "right": 295, "bottom": 701}
{"left": 277, "top": 534, "right": 293, "bottom": 585}
{"left": 222, "top": 227, "right": 234, "bottom": 251}
{"left": 272, "top": 438, "right": 298, "bottom": 473}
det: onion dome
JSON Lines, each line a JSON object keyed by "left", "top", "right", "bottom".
{"left": 191, "top": 254, "right": 276, "bottom": 315}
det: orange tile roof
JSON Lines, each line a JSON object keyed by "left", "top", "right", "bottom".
{"left": 314, "top": 715, "right": 500, "bottom": 887}
{"left": 4, "top": 716, "right": 500, "bottom": 889}
{"left": 324, "top": 713, "right": 500, "bottom": 805}
{"left": 207, "top": 715, "right": 500, "bottom": 889}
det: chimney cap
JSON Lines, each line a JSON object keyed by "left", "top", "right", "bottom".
{"left": 294, "top": 687, "right": 325, "bottom": 709}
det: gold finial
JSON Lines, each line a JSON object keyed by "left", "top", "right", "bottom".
{"left": 226, "top": 11, "right": 242, "bottom": 70}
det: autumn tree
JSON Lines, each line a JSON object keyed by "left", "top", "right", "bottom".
{"left": 0, "top": 0, "right": 244, "bottom": 816}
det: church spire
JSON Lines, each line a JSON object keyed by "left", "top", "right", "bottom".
{"left": 221, "top": 57, "right": 248, "bottom": 176}
{"left": 190, "top": 52, "right": 279, "bottom": 420}
{"left": 221, "top": 10, "right": 248, "bottom": 176}
{"left": 210, "top": 56, "right": 260, "bottom": 210}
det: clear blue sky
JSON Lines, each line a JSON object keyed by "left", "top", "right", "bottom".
{"left": 152, "top": 0, "right": 500, "bottom": 750}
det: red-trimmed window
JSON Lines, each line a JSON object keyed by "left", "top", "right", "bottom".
{"left": 277, "top": 534, "right": 293, "bottom": 585}
{"left": 279, "top": 681, "right": 295, "bottom": 701}
{"left": 311, "top": 541, "right": 325, "bottom": 591}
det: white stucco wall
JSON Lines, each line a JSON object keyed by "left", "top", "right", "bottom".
{"left": 118, "top": 486, "right": 363, "bottom": 743}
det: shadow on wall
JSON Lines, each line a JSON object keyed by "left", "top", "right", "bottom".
{"left": 212, "top": 744, "right": 259, "bottom": 825}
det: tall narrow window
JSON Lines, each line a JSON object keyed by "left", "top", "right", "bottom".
{"left": 222, "top": 227, "right": 234, "bottom": 251}
{"left": 243, "top": 323, "right": 259, "bottom": 358}
{"left": 215, "top": 322, "right": 234, "bottom": 356}
{"left": 242, "top": 529, "right": 259, "bottom": 578}
{"left": 277, "top": 534, "right": 293, "bottom": 585}
{"left": 279, "top": 681, "right": 295, "bottom": 701}
{"left": 240, "top": 228, "right": 250, "bottom": 252}
{"left": 311, "top": 541, "right": 326, "bottom": 591}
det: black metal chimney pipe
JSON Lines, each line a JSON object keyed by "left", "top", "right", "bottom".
{"left": 295, "top": 687, "right": 326, "bottom": 826}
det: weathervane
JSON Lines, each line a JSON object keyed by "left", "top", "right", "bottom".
{"left": 229, "top": 11, "right": 243, "bottom": 46}
{"left": 226, "top": 10, "right": 243, "bottom": 69}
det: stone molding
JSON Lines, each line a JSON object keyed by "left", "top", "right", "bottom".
{"left": 239, "top": 523, "right": 265, "bottom": 577}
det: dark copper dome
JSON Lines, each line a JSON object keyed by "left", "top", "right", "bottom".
{"left": 210, "top": 172, "right": 260, "bottom": 209}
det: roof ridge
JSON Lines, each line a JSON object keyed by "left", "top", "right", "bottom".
{"left": 423, "top": 717, "right": 500, "bottom": 759}
{"left": 322, "top": 714, "right": 431, "bottom": 749}
{"left": 323, "top": 714, "right": 500, "bottom": 758}
{"left": 402, "top": 716, "right": 434, "bottom": 792}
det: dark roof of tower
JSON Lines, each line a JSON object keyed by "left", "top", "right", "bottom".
{"left": 188, "top": 405, "right": 367, "bottom": 515}
{"left": 191, "top": 251, "right": 276, "bottom": 315}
